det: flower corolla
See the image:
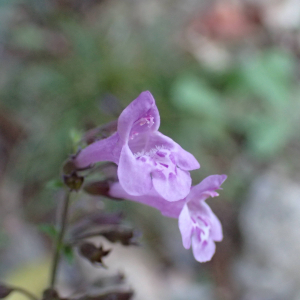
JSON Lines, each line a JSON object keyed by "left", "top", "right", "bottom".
{"left": 109, "top": 174, "right": 227, "bottom": 262}
{"left": 75, "top": 91, "right": 200, "bottom": 202}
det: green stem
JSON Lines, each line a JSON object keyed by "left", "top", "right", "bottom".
{"left": 49, "top": 190, "right": 71, "bottom": 288}
{"left": 11, "top": 286, "right": 39, "bottom": 300}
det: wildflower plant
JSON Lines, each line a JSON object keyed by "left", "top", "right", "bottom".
{"left": 75, "top": 91, "right": 200, "bottom": 202}
{"left": 0, "top": 91, "right": 226, "bottom": 300}
{"left": 75, "top": 91, "right": 226, "bottom": 263}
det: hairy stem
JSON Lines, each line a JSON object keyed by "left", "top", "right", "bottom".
{"left": 50, "top": 190, "right": 71, "bottom": 288}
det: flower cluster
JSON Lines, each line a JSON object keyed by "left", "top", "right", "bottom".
{"left": 75, "top": 91, "right": 226, "bottom": 262}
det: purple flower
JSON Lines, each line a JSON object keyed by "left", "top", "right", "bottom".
{"left": 109, "top": 174, "right": 227, "bottom": 262}
{"left": 178, "top": 174, "right": 226, "bottom": 262}
{"left": 75, "top": 91, "right": 199, "bottom": 202}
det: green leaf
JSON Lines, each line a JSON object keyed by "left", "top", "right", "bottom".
{"left": 38, "top": 224, "right": 59, "bottom": 239}
{"left": 46, "top": 179, "right": 64, "bottom": 190}
{"left": 69, "top": 128, "right": 83, "bottom": 150}
{"left": 62, "top": 245, "right": 74, "bottom": 264}
{"left": 171, "top": 74, "right": 223, "bottom": 119}
{"left": 11, "top": 25, "right": 46, "bottom": 51}
{"left": 240, "top": 50, "right": 294, "bottom": 111}
{"left": 248, "top": 116, "right": 291, "bottom": 158}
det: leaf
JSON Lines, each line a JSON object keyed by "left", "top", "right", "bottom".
{"left": 171, "top": 74, "right": 223, "bottom": 119}
{"left": 46, "top": 179, "right": 64, "bottom": 190}
{"left": 70, "top": 129, "right": 83, "bottom": 150}
{"left": 247, "top": 116, "right": 291, "bottom": 158}
{"left": 240, "top": 50, "right": 294, "bottom": 111}
{"left": 62, "top": 245, "right": 74, "bottom": 265}
{"left": 11, "top": 25, "right": 46, "bottom": 51}
{"left": 38, "top": 224, "right": 59, "bottom": 239}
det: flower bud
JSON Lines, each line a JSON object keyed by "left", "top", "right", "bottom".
{"left": 83, "top": 180, "right": 122, "bottom": 200}
{"left": 63, "top": 173, "right": 84, "bottom": 191}
{"left": 62, "top": 159, "right": 77, "bottom": 175}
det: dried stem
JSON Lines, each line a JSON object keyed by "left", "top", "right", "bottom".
{"left": 49, "top": 190, "right": 72, "bottom": 288}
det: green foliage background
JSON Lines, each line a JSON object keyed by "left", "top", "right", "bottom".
{"left": 1, "top": 0, "right": 300, "bottom": 228}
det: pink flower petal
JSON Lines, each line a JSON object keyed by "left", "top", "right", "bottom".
{"left": 173, "top": 145, "right": 200, "bottom": 171}
{"left": 178, "top": 204, "right": 193, "bottom": 249}
{"left": 152, "top": 168, "right": 191, "bottom": 202}
{"left": 109, "top": 182, "right": 185, "bottom": 218}
{"left": 192, "top": 237, "right": 216, "bottom": 263}
{"left": 118, "top": 143, "right": 153, "bottom": 196}
{"left": 118, "top": 91, "right": 159, "bottom": 143}
{"left": 187, "top": 174, "right": 227, "bottom": 203}
{"left": 197, "top": 202, "right": 223, "bottom": 242}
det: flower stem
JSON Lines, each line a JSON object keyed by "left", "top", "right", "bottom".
{"left": 49, "top": 190, "right": 71, "bottom": 288}
{"left": 11, "top": 286, "right": 39, "bottom": 300}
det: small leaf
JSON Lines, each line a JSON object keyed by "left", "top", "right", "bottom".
{"left": 11, "top": 25, "right": 45, "bottom": 51}
{"left": 38, "top": 224, "right": 59, "bottom": 239}
{"left": 171, "top": 74, "right": 223, "bottom": 119}
{"left": 62, "top": 244, "right": 74, "bottom": 264}
{"left": 70, "top": 129, "right": 83, "bottom": 148}
{"left": 248, "top": 116, "right": 291, "bottom": 158}
{"left": 46, "top": 179, "right": 64, "bottom": 190}
{"left": 240, "top": 50, "right": 293, "bottom": 110}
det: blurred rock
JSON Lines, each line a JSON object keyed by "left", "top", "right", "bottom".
{"left": 168, "top": 281, "right": 215, "bottom": 300}
{"left": 183, "top": 1, "right": 262, "bottom": 71}
{"left": 234, "top": 168, "right": 300, "bottom": 300}
{"left": 247, "top": 0, "right": 300, "bottom": 30}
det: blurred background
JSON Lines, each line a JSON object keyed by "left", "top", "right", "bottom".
{"left": 1, "top": 0, "right": 300, "bottom": 299}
